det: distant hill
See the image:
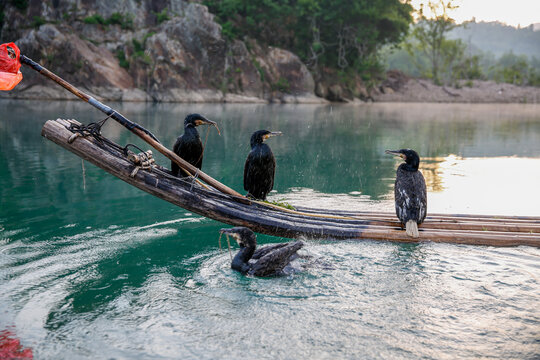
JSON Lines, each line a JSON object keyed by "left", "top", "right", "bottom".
{"left": 449, "top": 21, "right": 540, "bottom": 59}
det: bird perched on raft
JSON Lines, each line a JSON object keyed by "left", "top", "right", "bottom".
{"left": 220, "top": 227, "right": 304, "bottom": 277}
{"left": 385, "top": 149, "right": 427, "bottom": 238}
{"left": 171, "top": 113, "right": 219, "bottom": 177}
{"left": 244, "top": 130, "right": 282, "bottom": 200}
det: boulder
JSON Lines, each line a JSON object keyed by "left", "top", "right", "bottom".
{"left": 4, "top": 24, "right": 134, "bottom": 100}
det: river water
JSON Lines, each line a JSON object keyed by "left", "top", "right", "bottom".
{"left": 0, "top": 100, "right": 539, "bottom": 359}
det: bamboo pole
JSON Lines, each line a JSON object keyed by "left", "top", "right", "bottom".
{"left": 20, "top": 55, "right": 244, "bottom": 199}
{"left": 252, "top": 203, "right": 540, "bottom": 233}
{"left": 41, "top": 119, "right": 540, "bottom": 248}
{"left": 297, "top": 207, "right": 540, "bottom": 222}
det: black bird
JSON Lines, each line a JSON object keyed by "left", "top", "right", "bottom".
{"left": 244, "top": 130, "right": 282, "bottom": 200}
{"left": 220, "top": 227, "right": 304, "bottom": 277}
{"left": 385, "top": 149, "right": 427, "bottom": 238}
{"left": 171, "top": 113, "right": 219, "bottom": 177}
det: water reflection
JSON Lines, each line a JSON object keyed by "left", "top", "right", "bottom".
{"left": 427, "top": 156, "right": 540, "bottom": 215}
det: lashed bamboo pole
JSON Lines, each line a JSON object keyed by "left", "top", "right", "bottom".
{"left": 298, "top": 207, "right": 540, "bottom": 222}
{"left": 248, "top": 204, "right": 540, "bottom": 233}
{"left": 42, "top": 119, "right": 540, "bottom": 248}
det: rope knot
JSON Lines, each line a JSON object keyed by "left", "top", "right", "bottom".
{"left": 128, "top": 150, "right": 155, "bottom": 177}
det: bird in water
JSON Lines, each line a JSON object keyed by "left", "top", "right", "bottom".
{"left": 244, "top": 130, "right": 282, "bottom": 200}
{"left": 171, "top": 113, "right": 219, "bottom": 177}
{"left": 219, "top": 227, "right": 304, "bottom": 277}
{"left": 385, "top": 149, "right": 427, "bottom": 238}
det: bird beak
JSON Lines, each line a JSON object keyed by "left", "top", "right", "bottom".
{"left": 195, "top": 117, "right": 221, "bottom": 135}
{"left": 219, "top": 228, "right": 242, "bottom": 244}
{"left": 385, "top": 150, "right": 406, "bottom": 159}
{"left": 263, "top": 131, "right": 283, "bottom": 140}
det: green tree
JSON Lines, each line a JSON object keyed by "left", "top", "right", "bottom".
{"left": 492, "top": 52, "right": 532, "bottom": 85}
{"left": 205, "top": 0, "right": 413, "bottom": 78}
{"left": 304, "top": 0, "right": 412, "bottom": 73}
{"left": 406, "top": 0, "right": 460, "bottom": 84}
{"left": 205, "top": 0, "right": 297, "bottom": 46}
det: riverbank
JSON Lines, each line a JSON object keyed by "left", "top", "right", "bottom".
{"left": 2, "top": 76, "right": 539, "bottom": 104}
{"left": 373, "top": 76, "right": 540, "bottom": 104}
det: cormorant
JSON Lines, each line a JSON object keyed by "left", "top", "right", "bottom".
{"left": 244, "top": 130, "right": 282, "bottom": 200}
{"left": 171, "top": 113, "right": 219, "bottom": 177}
{"left": 219, "top": 227, "right": 304, "bottom": 277}
{"left": 385, "top": 149, "right": 427, "bottom": 238}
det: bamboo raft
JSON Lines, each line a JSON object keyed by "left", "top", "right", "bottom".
{"left": 42, "top": 118, "right": 540, "bottom": 248}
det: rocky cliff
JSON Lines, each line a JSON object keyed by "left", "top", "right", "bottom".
{"left": 0, "top": 0, "right": 325, "bottom": 103}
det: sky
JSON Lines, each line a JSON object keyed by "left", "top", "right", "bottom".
{"left": 409, "top": 0, "right": 540, "bottom": 28}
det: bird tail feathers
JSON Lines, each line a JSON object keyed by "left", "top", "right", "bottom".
{"left": 405, "top": 220, "right": 419, "bottom": 238}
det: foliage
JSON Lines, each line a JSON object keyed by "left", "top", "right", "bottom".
{"left": 457, "top": 53, "right": 483, "bottom": 80}
{"left": 252, "top": 58, "right": 265, "bottom": 82}
{"left": 490, "top": 52, "right": 540, "bottom": 86}
{"left": 107, "top": 12, "right": 134, "bottom": 30}
{"left": 437, "top": 38, "right": 483, "bottom": 85}
{"left": 132, "top": 39, "right": 144, "bottom": 54}
{"left": 115, "top": 32, "right": 156, "bottom": 70}
{"left": 83, "top": 13, "right": 133, "bottom": 29}
{"left": 273, "top": 77, "right": 290, "bottom": 92}
{"left": 386, "top": 42, "right": 540, "bottom": 87}
{"left": 399, "top": 0, "right": 488, "bottom": 86}
{"left": 31, "top": 15, "right": 46, "bottom": 28}
{"left": 406, "top": 0, "right": 460, "bottom": 85}
{"left": 204, "top": 0, "right": 414, "bottom": 79}
{"left": 131, "top": 39, "right": 151, "bottom": 64}
{"left": 11, "top": 0, "right": 28, "bottom": 11}
{"left": 381, "top": 45, "right": 423, "bottom": 77}
{"left": 83, "top": 14, "right": 106, "bottom": 25}
{"left": 116, "top": 49, "right": 129, "bottom": 69}
{"left": 263, "top": 199, "right": 296, "bottom": 210}
{"left": 154, "top": 8, "right": 170, "bottom": 24}
{"left": 143, "top": 31, "right": 156, "bottom": 43}
{"left": 300, "top": 0, "right": 412, "bottom": 74}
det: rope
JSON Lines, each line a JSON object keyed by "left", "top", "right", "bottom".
{"left": 81, "top": 159, "right": 86, "bottom": 191}
{"left": 65, "top": 118, "right": 215, "bottom": 191}
{"left": 226, "top": 234, "right": 233, "bottom": 262}
{"left": 196, "top": 126, "right": 211, "bottom": 167}
{"left": 190, "top": 168, "right": 203, "bottom": 191}
{"left": 66, "top": 115, "right": 124, "bottom": 153}
{"left": 66, "top": 116, "right": 153, "bottom": 160}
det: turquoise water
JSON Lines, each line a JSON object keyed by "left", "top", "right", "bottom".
{"left": 0, "top": 100, "right": 539, "bottom": 358}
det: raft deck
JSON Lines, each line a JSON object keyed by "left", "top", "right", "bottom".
{"left": 42, "top": 119, "right": 540, "bottom": 248}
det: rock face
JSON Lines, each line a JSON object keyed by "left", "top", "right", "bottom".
{"left": 0, "top": 0, "right": 324, "bottom": 103}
